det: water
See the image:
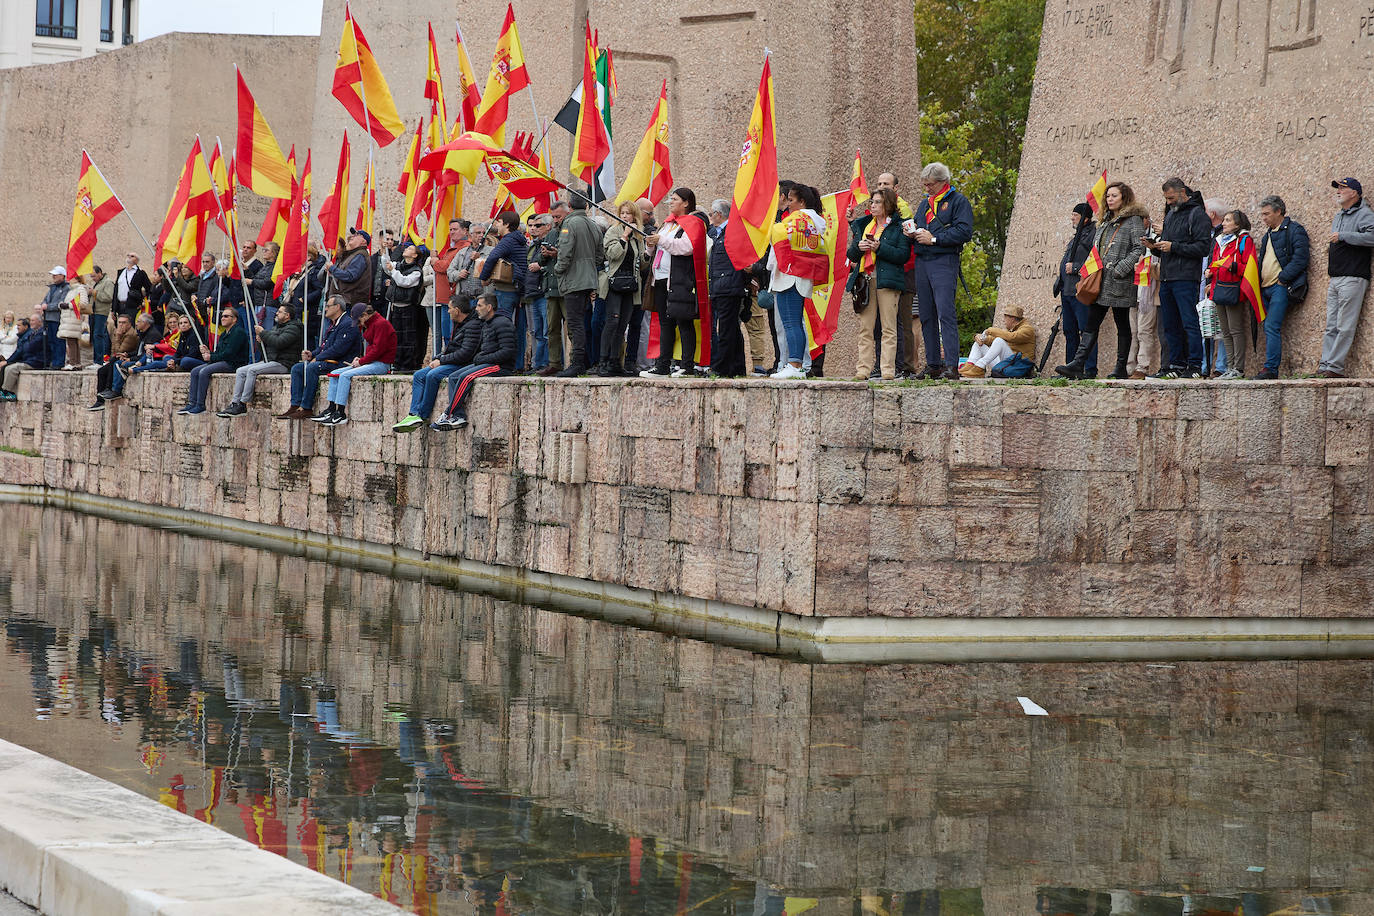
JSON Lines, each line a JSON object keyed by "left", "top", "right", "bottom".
{"left": 0, "top": 506, "right": 1370, "bottom": 915}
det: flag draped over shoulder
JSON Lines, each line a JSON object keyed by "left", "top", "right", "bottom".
{"left": 646, "top": 214, "right": 711, "bottom": 365}
{"left": 235, "top": 68, "right": 293, "bottom": 200}
{"left": 615, "top": 79, "right": 671, "bottom": 206}
{"left": 472, "top": 4, "right": 529, "bottom": 146}
{"left": 1238, "top": 234, "right": 1265, "bottom": 321}
{"left": 802, "top": 191, "right": 850, "bottom": 357}
{"left": 317, "top": 132, "right": 351, "bottom": 249}
{"left": 724, "top": 56, "right": 778, "bottom": 270}
{"left": 67, "top": 151, "right": 124, "bottom": 279}
{"left": 332, "top": 6, "right": 405, "bottom": 147}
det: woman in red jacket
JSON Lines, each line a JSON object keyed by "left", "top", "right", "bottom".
{"left": 1204, "top": 210, "right": 1253, "bottom": 379}
{"left": 313, "top": 303, "right": 396, "bottom": 426}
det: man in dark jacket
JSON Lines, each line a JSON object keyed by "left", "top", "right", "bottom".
{"left": 0, "top": 319, "right": 45, "bottom": 400}
{"left": 1318, "top": 177, "right": 1374, "bottom": 378}
{"left": 286, "top": 244, "right": 327, "bottom": 324}
{"left": 1254, "top": 195, "right": 1311, "bottom": 379}
{"left": 394, "top": 297, "right": 485, "bottom": 431}
{"left": 246, "top": 242, "right": 279, "bottom": 330}
{"left": 433, "top": 293, "right": 515, "bottom": 430}
{"left": 535, "top": 202, "right": 570, "bottom": 375}
{"left": 1142, "top": 177, "right": 1213, "bottom": 377}
{"left": 279, "top": 296, "right": 363, "bottom": 419}
{"left": 219, "top": 304, "right": 304, "bottom": 417}
{"left": 37, "top": 266, "right": 70, "bottom": 368}
{"left": 1054, "top": 202, "right": 1098, "bottom": 374}
{"left": 328, "top": 231, "right": 374, "bottom": 308}
{"left": 112, "top": 252, "right": 152, "bottom": 319}
{"left": 912, "top": 163, "right": 974, "bottom": 379}
{"left": 706, "top": 200, "right": 749, "bottom": 377}
{"left": 553, "top": 195, "right": 604, "bottom": 377}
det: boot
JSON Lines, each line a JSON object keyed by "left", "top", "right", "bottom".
{"left": 1107, "top": 360, "right": 1129, "bottom": 380}
{"left": 1056, "top": 332, "right": 1099, "bottom": 379}
{"left": 556, "top": 363, "right": 586, "bottom": 378}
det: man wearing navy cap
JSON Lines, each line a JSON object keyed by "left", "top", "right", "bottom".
{"left": 1321, "top": 178, "right": 1374, "bottom": 378}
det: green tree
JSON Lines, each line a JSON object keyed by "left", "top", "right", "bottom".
{"left": 914, "top": 0, "right": 1045, "bottom": 345}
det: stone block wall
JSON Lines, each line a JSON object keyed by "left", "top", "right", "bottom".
{"left": 2, "top": 370, "right": 1373, "bottom": 619}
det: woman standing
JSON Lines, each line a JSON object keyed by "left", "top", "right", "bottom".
{"left": 1056, "top": 181, "right": 1146, "bottom": 379}
{"left": 1205, "top": 210, "right": 1253, "bottom": 379}
{"left": 847, "top": 188, "right": 914, "bottom": 380}
{"left": 768, "top": 184, "right": 827, "bottom": 380}
{"left": 1054, "top": 202, "right": 1098, "bottom": 374}
{"left": 57, "top": 277, "right": 88, "bottom": 369}
{"left": 594, "top": 201, "right": 646, "bottom": 376}
{"left": 640, "top": 188, "right": 709, "bottom": 378}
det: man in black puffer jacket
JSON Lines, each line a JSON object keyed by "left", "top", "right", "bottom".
{"left": 1142, "top": 177, "right": 1213, "bottom": 378}
{"left": 393, "top": 297, "right": 486, "bottom": 431}
{"left": 433, "top": 293, "right": 516, "bottom": 430}
{"left": 707, "top": 200, "right": 752, "bottom": 377}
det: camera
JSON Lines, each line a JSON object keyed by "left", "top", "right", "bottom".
{"left": 1143, "top": 229, "right": 1161, "bottom": 244}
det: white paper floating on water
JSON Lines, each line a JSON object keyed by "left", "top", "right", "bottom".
{"left": 1017, "top": 696, "right": 1049, "bottom": 716}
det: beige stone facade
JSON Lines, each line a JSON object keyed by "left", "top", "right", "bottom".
{"left": 1003, "top": 1, "right": 1374, "bottom": 378}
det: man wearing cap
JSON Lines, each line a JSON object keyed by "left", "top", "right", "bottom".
{"left": 959, "top": 304, "right": 1037, "bottom": 378}
{"left": 113, "top": 252, "right": 151, "bottom": 320}
{"left": 328, "top": 230, "right": 374, "bottom": 310}
{"left": 37, "top": 266, "right": 70, "bottom": 368}
{"left": 277, "top": 296, "right": 364, "bottom": 420}
{"left": 1319, "top": 178, "right": 1374, "bottom": 378}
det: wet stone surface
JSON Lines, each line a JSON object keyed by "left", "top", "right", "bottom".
{"left": 0, "top": 506, "right": 1371, "bottom": 915}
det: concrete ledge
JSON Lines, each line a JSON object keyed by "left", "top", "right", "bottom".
{"left": 5, "top": 484, "right": 1374, "bottom": 663}
{"left": 0, "top": 738, "right": 401, "bottom": 916}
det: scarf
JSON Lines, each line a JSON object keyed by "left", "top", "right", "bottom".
{"left": 862, "top": 216, "right": 891, "bottom": 274}
{"left": 924, "top": 184, "right": 952, "bottom": 224}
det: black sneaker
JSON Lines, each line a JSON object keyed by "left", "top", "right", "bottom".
{"left": 86, "top": 400, "right": 105, "bottom": 411}
{"left": 326, "top": 408, "right": 348, "bottom": 426}
{"left": 224, "top": 401, "right": 248, "bottom": 417}
{"left": 309, "top": 407, "right": 335, "bottom": 423}
{"left": 1250, "top": 369, "right": 1278, "bottom": 380}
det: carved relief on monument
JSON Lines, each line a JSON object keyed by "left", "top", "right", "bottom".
{"left": 1146, "top": 0, "right": 1322, "bottom": 85}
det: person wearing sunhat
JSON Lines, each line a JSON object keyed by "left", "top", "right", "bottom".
{"left": 959, "top": 303, "right": 1037, "bottom": 378}
{"left": 1319, "top": 177, "right": 1374, "bottom": 378}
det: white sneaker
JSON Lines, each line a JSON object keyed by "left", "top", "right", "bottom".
{"left": 670, "top": 365, "right": 688, "bottom": 378}
{"left": 770, "top": 365, "right": 807, "bottom": 380}
{"left": 1219, "top": 368, "right": 1242, "bottom": 380}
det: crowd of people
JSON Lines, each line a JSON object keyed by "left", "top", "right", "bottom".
{"left": 2, "top": 166, "right": 1369, "bottom": 428}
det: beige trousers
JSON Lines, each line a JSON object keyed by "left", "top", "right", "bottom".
{"left": 856, "top": 278, "right": 900, "bottom": 378}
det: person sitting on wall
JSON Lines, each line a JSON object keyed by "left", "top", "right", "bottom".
{"left": 109, "top": 312, "right": 195, "bottom": 400}
{"left": 431, "top": 292, "right": 516, "bottom": 431}
{"left": 0, "top": 318, "right": 46, "bottom": 402}
{"left": 98, "top": 312, "right": 160, "bottom": 402}
{"left": 393, "top": 296, "right": 484, "bottom": 432}
{"left": 88, "top": 313, "right": 140, "bottom": 409}
{"left": 178, "top": 308, "right": 250, "bottom": 415}
{"left": 311, "top": 302, "right": 395, "bottom": 427}
{"left": 217, "top": 304, "right": 303, "bottom": 418}
{"left": 960, "top": 304, "right": 1038, "bottom": 378}
{"left": 277, "top": 297, "right": 363, "bottom": 421}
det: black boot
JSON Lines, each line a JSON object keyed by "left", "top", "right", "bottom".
{"left": 1107, "top": 360, "right": 1129, "bottom": 379}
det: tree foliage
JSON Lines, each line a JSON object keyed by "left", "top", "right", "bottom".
{"left": 914, "top": 0, "right": 1045, "bottom": 345}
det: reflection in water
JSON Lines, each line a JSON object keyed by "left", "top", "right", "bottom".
{"left": 0, "top": 507, "right": 1370, "bottom": 915}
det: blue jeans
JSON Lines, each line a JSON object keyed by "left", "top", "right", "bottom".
{"left": 427, "top": 305, "right": 451, "bottom": 356}
{"left": 408, "top": 364, "right": 463, "bottom": 418}
{"left": 174, "top": 356, "right": 206, "bottom": 374}
{"left": 44, "top": 320, "right": 60, "bottom": 368}
{"left": 495, "top": 289, "right": 520, "bottom": 318}
{"left": 1060, "top": 294, "right": 1097, "bottom": 373}
{"left": 527, "top": 297, "right": 548, "bottom": 369}
{"left": 1261, "top": 284, "right": 1290, "bottom": 372}
{"left": 325, "top": 361, "right": 390, "bottom": 405}
{"left": 1157, "top": 279, "right": 1203, "bottom": 372}
{"left": 774, "top": 286, "right": 807, "bottom": 364}
{"left": 186, "top": 361, "right": 231, "bottom": 409}
{"left": 289, "top": 360, "right": 340, "bottom": 408}
{"left": 113, "top": 354, "right": 168, "bottom": 393}
{"left": 90, "top": 314, "right": 109, "bottom": 366}
{"left": 514, "top": 302, "right": 529, "bottom": 371}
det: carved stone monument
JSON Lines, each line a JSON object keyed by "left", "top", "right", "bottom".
{"left": 1003, "top": 1, "right": 1374, "bottom": 377}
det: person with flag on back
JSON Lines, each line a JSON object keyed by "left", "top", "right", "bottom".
{"left": 911, "top": 163, "right": 974, "bottom": 380}
{"left": 1203, "top": 210, "right": 1257, "bottom": 379}
{"left": 1056, "top": 181, "right": 1145, "bottom": 379}
{"left": 641, "top": 187, "right": 710, "bottom": 378}
{"left": 766, "top": 183, "right": 827, "bottom": 380}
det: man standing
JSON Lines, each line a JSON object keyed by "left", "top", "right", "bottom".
{"left": 524, "top": 215, "right": 552, "bottom": 372}
{"left": 553, "top": 194, "right": 604, "bottom": 377}
{"left": 89, "top": 264, "right": 115, "bottom": 367}
{"left": 37, "top": 266, "right": 69, "bottom": 368}
{"left": 328, "top": 230, "right": 374, "bottom": 309}
{"left": 706, "top": 200, "right": 748, "bottom": 377}
{"left": 911, "top": 163, "right": 973, "bottom": 379}
{"left": 112, "top": 252, "right": 151, "bottom": 320}
{"left": 431, "top": 218, "right": 468, "bottom": 350}
{"left": 1253, "top": 195, "right": 1311, "bottom": 380}
{"left": 536, "top": 201, "right": 571, "bottom": 375}
{"left": 195, "top": 252, "right": 219, "bottom": 305}
{"left": 1142, "top": 177, "right": 1212, "bottom": 378}
{"left": 1318, "top": 178, "right": 1374, "bottom": 378}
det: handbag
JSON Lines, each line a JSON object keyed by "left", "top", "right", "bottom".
{"left": 1211, "top": 281, "right": 1240, "bottom": 307}
{"left": 1075, "top": 222, "right": 1124, "bottom": 306}
{"left": 991, "top": 353, "right": 1035, "bottom": 378}
{"left": 609, "top": 251, "right": 640, "bottom": 293}
{"left": 491, "top": 259, "right": 515, "bottom": 285}
{"left": 850, "top": 273, "right": 871, "bottom": 314}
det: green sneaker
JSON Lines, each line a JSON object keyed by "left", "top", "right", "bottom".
{"left": 392, "top": 414, "right": 425, "bottom": 433}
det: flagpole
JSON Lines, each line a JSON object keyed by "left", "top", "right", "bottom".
{"left": 209, "top": 133, "right": 259, "bottom": 362}
{"left": 349, "top": 20, "right": 385, "bottom": 248}
{"left": 85, "top": 153, "right": 205, "bottom": 349}
{"left": 526, "top": 85, "right": 548, "bottom": 163}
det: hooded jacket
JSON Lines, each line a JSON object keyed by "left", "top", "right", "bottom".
{"left": 1157, "top": 189, "right": 1213, "bottom": 284}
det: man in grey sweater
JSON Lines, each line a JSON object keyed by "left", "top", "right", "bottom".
{"left": 1320, "top": 178, "right": 1374, "bottom": 378}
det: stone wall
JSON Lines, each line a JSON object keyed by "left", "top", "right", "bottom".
{"left": 1004, "top": 1, "right": 1374, "bottom": 377}
{"left": 2, "top": 370, "right": 1373, "bottom": 620}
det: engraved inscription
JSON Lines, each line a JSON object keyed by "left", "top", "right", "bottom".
{"left": 1062, "top": 2, "right": 1115, "bottom": 37}
{"left": 1274, "top": 114, "right": 1329, "bottom": 143}
{"left": 1044, "top": 117, "right": 1143, "bottom": 144}
{"left": 1146, "top": 0, "right": 1322, "bottom": 85}
{"left": 1362, "top": 8, "right": 1374, "bottom": 37}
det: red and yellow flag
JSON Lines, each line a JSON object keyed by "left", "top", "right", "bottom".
{"left": 423, "top": 23, "right": 448, "bottom": 134}
{"left": 454, "top": 21, "right": 483, "bottom": 134}
{"left": 332, "top": 6, "right": 405, "bottom": 147}
{"left": 570, "top": 22, "right": 611, "bottom": 187}
{"left": 849, "top": 149, "right": 869, "bottom": 200}
{"left": 67, "top": 151, "right": 124, "bottom": 279}
{"left": 1238, "top": 234, "right": 1266, "bottom": 322}
{"left": 317, "top": 132, "right": 351, "bottom": 250}
{"left": 724, "top": 55, "right": 779, "bottom": 270}
{"left": 355, "top": 156, "right": 376, "bottom": 241}
{"left": 1079, "top": 246, "right": 1104, "bottom": 278}
{"left": 802, "top": 191, "right": 851, "bottom": 358}
{"left": 1134, "top": 252, "right": 1152, "bottom": 287}
{"left": 257, "top": 146, "right": 297, "bottom": 247}
{"left": 156, "top": 136, "right": 218, "bottom": 270}
{"left": 472, "top": 4, "right": 529, "bottom": 146}
{"left": 207, "top": 141, "right": 236, "bottom": 241}
{"left": 275, "top": 149, "right": 311, "bottom": 296}
{"left": 1086, "top": 169, "right": 1107, "bottom": 215}
{"left": 397, "top": 123, "right": 428, "bottom": 239}
{"left": 615, "top": 79, "right": 672, "bottom": 206}
{"left": 419, "top": 131, "right": 501, "bottom": 185}
{"left": 235, "top": 68, "right": 293, "bottom": 200}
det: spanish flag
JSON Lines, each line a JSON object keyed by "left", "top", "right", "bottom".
{"left": 472, "top": 4, "right": 529, "bottom": 146}
{"left": 355, "top": 155, "right": 375, "bottom": 241}
{"left": 258, "top": 146, "right": 296, "bottom": 250}
{"left": 1134, "top": 252, "right": 1152, "bottom": 287}
{"left": 235, "top": 68, "right": 293, "bottom": 199}
{"left": 419, "top": 131, "right": 500, "bottom": 185}
{"left": 569, "top": 22, "right": 611, "bottom": 189}
{"left": 724, "top": 55, "right": 778, "bottom": 270}
{"left": 1086, "top": 169, "right": 1107, "bottom": 215}
{"left": 423, "top": 23, "right": 448, "bottom": 132}
{"left": 802, "top": 190, "right": 851, "bottom": 358}
{"left": 615, "top": 79, "right": 672, "bottom": 206}
{"left": 454, "top": 21, "right": 483, "bottom": 134}
{"left": 332, "top": 6, "right": 405, "bottom": 147}
{"left": 156, "top": 136, "right": 218, "bottom": 270}
{"left": 317, "top": 132, "right": 351, "bottom": 250}
{"left": 397, "top": 123, "right": 427, "bottom": 239}
{"left": 207, "top": 141, "right": 236, "bottom": 241}
{"left": 1238, "top": 234, "right": 1266, "bottom": 322}
{"left": 1079, "top": 245, "right": 1104, "bottom": 278}
{"left": 849, "top": 149, "right": 869, "bottom": 200}
{"left": 67, "top": 151, "right": 124, "bottom": 279}
{"left": 274, "top": 149, "right": 310, "bottom": 296}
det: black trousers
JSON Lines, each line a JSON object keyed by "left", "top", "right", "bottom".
{"left": 564, "top": 290, "right": 591, "bottom": 369}
{"left": 1075, "top": 303, "right": 1132, "bottom": 366}
{"left": 709, "top": 295, "right": 746, "bottom": 377}
{"left": 390, "top": 304, "right": 429, "bottom": 371}
{"left": 654, "top": 311, "right": 696, "bottom": 371}
{"left": 600, "top": 289, "right": 636, "bottom": 367}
